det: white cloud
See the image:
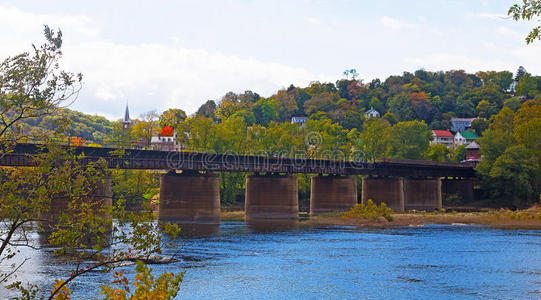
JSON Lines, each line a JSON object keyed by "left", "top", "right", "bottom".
{"left": 305, "top": 17, "right": 320, "bottom": 25}
{"left": 0, "top": 5, "right": 321, "bottom": 119}
{"left": 380, "top": 16, "right": 415, "bottom": 30}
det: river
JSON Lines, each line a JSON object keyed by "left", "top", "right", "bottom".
{"left": 2, "top": 222, "right": 540, "bottom": 299}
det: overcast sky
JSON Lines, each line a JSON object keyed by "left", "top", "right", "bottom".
{"left": 1, "top": 0, "right": 539, "bottom": 120}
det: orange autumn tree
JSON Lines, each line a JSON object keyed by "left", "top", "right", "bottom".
{"left": 69, "top": 136, "right": 86, "bottom": 146}
{"left": 160, "top": 125, "right": 174, "bottom": 136}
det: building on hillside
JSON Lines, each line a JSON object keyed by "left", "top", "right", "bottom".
{"left": 465, "top": 141, "right": 480, "bottom": 163}
{"left": 455, "top": 131, "right": 478, "bottom": 146}
{"left": 151, "top": 126, "right": 182, "bottom": 151}
{"left": 431, "top": 130, "right": 454, "bottom": 148}
{"left": 364, "top": 107, "right": 380, "bottom": 118}
{"left": 450, "top": 117, "right": 476, "bottom": 132}
{"left": 122, "top": 103, "right": 132, "bottom": 131}
{"left": 291, "top": 116, "right": 308, "bottom": 126}
{"left": 508, "top": 80, "right": 518, "bottom": 93}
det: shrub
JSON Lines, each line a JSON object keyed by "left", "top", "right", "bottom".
{"left": 342, "top": 199, "right": 394, "bottom": 222}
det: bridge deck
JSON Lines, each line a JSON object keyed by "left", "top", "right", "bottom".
{"left": 0, "top": 143, "right": 475, "bottom": 178}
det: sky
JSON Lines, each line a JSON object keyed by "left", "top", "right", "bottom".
{"left": 1, "top": 0, "right": 539, "bottom": 120}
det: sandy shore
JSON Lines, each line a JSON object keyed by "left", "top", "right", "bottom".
{"left": 221, "top": 208, "right": 541, "bottom": 230}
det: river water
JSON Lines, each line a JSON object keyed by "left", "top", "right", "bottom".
{"left": 3, "top": 222, "right": 541, "bottom": 299}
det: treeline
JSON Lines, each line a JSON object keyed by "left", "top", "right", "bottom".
{"left": 18, "top": 108, "right": 114, "bottom": 145}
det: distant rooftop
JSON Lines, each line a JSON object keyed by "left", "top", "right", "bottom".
{"left": 465, "top": 141, "right": 480, "bottom": 149}
{"left": 432, "top": 130, "right": 453, "bottom": 137}
{"left": 458, "top": 131, "right": 478, "bottom": 140}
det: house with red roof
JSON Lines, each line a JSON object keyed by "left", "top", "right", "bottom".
{"left": 431, "top": 130, "right": 454, "bottom": 148}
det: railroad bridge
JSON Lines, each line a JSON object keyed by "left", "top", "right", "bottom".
{"left": 1, "top": 143, "right": 476, "bottom": 223}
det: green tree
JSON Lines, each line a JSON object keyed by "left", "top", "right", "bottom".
{"left": 476, "top": 99, "right": 490, "bottom": 118}
{"left": 471, "top": 118, "right": 490, "bottom": 136}
{"left": 159, "top": 108, "right": 187, "bottom": 129}
{"left": 357, "top": 118, "right": 391, "bottom": 159}
{"left": 131, "top": 111, "right": 159, "bottom": 148}
{"left": 504, "top": 97, "right": 522, "bottom": 111}
{"left": 388, "top": 120, "right": 432, "bottom": 159}
{"left": 252, "top": 98, "right": 278, "bottom": 126}
{"left": 424, "top": 143, "right": 451, "bottom": 162}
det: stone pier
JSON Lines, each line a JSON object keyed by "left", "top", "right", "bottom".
{"left": 159, "top": 170, "right": 220, "bottom": 223}
{"left": 361, "top": 177, "right": 405, "bottom": 212}
{"left": 245, "top": 174, "right": 298, "bottom": 221}
{"left": 442, "top": 178, "right": 474, "bottom": 203}
{"left": 310, "top": 175, "right": 357, "bottom": 215}
{"left": 403, "top": 178, "right": 442, "bottom": 211}
{"left": 39, "top": 176, "right": 112, "bottom": 232}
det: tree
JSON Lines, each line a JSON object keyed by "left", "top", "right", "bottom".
{"left": 159, "top": 108, "right": 186, "bottom": 129}
{"left": 477, "top": 102, "right": 541, "bottom": 206}
{"left": 131, "top": 111, "right": 159, "bottom": 148}
{"left": 273, "top": 90, "right": 298, "bottom": 121}
{"left": 516, "top": 73, "right": 539, "bottom": 97}
{"left": 504, "top": 97, "right": 522, "bottom": 111}
{"left": 196, "top": 100, "right": 217, "bottom": 119}
{"left": 388, "top": 120, "right": 432, "bottom": 160}
{"left": 343, "top": 69, "right": 358, "bottom": 80}
{"left": 357, "top": 118, "right": 391, "bottom": 160}
{"left": 476, "top": 100, "right": 490, "bottom": 118}
{"left": 0, "top": 26, "right": 183, "bottom": 298}
{"left": 0, "top": 26, "right": 83, "bottom": 290}
{"left": 252, "top": 98, "right": 278, "bottom": 126}
{"left": 0, "top": 26, "right": 82, "bottom": 147}
{"left": 471, "top": 118, "right": 489, "bottom": 135}
{"left": 424, "top": 143, "right": 450, "bottom": 162}
{"left": 509, "top": 1, "right": 541, "bottom": 44}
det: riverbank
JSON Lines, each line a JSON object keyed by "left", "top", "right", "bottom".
{"left": 221, "top": 206, "right": 541, "bottom": 229}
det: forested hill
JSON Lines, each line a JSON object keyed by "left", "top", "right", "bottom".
{"left": 19, "top": 67, "right": 540, "bottom": 146}
{"left": 199, "top": 67, "right": 539, "bottom": 130}
{"left": 19, "top": 108, "right": 114, "bottom": 145}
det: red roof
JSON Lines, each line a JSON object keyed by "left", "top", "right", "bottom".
{"left": 432, "top": 130, "right": 453, "bottom": 137}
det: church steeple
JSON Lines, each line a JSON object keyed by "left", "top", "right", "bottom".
{"left": 122, "top": 103, "right": 131, "bottom": 130}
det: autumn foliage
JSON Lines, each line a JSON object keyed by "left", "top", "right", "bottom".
{"left": 160, "top": 125, "right": 174, "bottom": 136}
{"left": 69, "top": 136, "right": 86, "bottom": 146}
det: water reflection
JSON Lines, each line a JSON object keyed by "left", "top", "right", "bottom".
{"left": 246, "top": 220, "right": 298, "bottom": 233}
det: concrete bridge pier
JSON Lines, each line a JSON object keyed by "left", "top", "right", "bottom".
{"left": 245, "top": 173, "right": 298, "bottom": 221}
{"left": 403, "top": 178, "right": 442, "bottom": 211}
{"left": 442, "top": 178, "right": 474, "bottom": 203}
{"left": 361, "top": 176, "right": 405, "bottom": 212}
{"left": 310, "top": 175, "right": 357, "bottom": 215}
{"left": 159, "top": 170, "right": 220, "bottom": 224}
{"left": 39, "top": 176, "right": 112, "bottom": 232}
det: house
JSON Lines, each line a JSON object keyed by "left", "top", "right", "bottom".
{"left": 364, "top": 107, "right": 380, "bottom": 118}
{"left": 465, "top": 141, "right": 480, "bottom": 162}
{"left": 450, "top": 117, "right": 476, "bottom": 132}
{"left": 455, "top": 131, "right": 478, "bottom": 146}
{"left": 151, "top": 126, "right": 182, "bottom": 151}
{"left": 431, "top": 130, "right": 454, "bottom": 148}
{"left": 291, "top": 116, "right": 308, "bottom": 126}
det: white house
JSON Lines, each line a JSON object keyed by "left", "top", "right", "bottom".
{"left": 454, "top": 131, "right": 478, "bottom": 146}
{"left": 291, "top": 116, "right": 308, "bottom": 126}
{"left": 364, "top": 107, "right": 380, "bottom": 118}
{"left": 151, "top": 129, "right": 182, "bottom": 151}
{"left": 431, "top": 130, "right": 454, "bottom": 148}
